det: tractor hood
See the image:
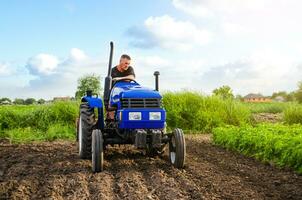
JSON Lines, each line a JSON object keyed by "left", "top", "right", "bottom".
{"left": 110, "top": 81, "right": 161, "bottom": 105}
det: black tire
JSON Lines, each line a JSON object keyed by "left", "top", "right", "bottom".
{"left": 76, "top": 117, "right": 79, "bottom": 142}
{"left": 169, "top": 128, "right": 186, "bottom": 168}
{"left": 78, "top": 103, "right": 96, "bottom": 159}
{"left": 92, "top": 129, "right": 104, "bottom": 173}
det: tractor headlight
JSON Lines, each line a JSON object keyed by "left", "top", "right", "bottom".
{"left": 129, "top": 112, "right": 142, "bottom": 120}
{"left": 149, "top": 112, "right": 161, "bottom": 120}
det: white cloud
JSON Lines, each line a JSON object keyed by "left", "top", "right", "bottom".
{"left": 133, "top": 55, "right": 171, "bottom": 87}
{"left": 2, "top": 47, "right": 301, "bottom": 99}
{"left": 0, "top": 48, "right": 109, "bottom": 99}
{"left": 172, "top": 0, "right": 213, "bottom": 18}
{"left": 222, "top": 22, "right": 250, "bottom": 35}
{"left": 69, "top": 48, "right": 87, "bottom": 62}
{"left": 172, "top": 0, "right": 302, "bottom": 38}
{"left": 198, "top": 49, "right": 301, "bottom": 95}
{"left": 0, "top": 63, "right": 11, "bottom": 76}
{"left": 172, "top": 0, "right": 272, "bottom": 18}
{"left": 131, "top": 54, "right": 207, "bottom": 91}
{"left": 128, "top": 15, "right": 211, "bottom": 51}
{"left": 26, "top": 54, "right": 59, "bottom": 76}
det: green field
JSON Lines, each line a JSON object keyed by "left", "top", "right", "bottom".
{"left": 1, "top": 92, "right": 302, "bottom": 173}
{"left": 243, "top": 102, "right": 291, "bottom": 114}
{"left": 213, "top": 124, "right": 302, "bottom": 174}
{"left": 0, "top": 101, "right": 78, "bottom": 143}
{"left": 1, "top": 92, "right": 302, "bottom": 143}
{"left": 163, "top": 91, "right": 251, "bottom": 132}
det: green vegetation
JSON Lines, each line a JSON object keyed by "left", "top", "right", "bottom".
{"left": 271, "top": 91, "right": 296, "bottom": 102}
{"left": 1, "top": 90, "right": 302, "bottom": 148}
{"left": 0, "top": 97, "right": 12, "bottom": 105}
{"left": 0, "top": 101, "right": 78, "bottom": 143}
{"left": 212, "top": 85, "right": 234, "bottom": 99}
{"left": 213, "top": 124, "right": 302, "bottom": 174}
{"left": 283, "top": 104, "right": 302, "bottom": 125}
{"left": 163, "top": 91, "right": 251, "bottom": 132}
{"left": 75, "top": 74, "right": 101, "bottom": 99}
{"left": 295, "top": 81, "right": 302, "bottom": 103}
{"left": 24, "top": 98, "right": 36, "bottom": 105}
{"left": 13, "top": 98, "right": 25, "bottom": 105}
{"left": 244, "top": 102, "right": 290, "bottom": 114}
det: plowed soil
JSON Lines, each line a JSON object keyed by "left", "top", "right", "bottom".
{"left": 1, "top": 135, "right": 301, "bottom": 200}
{"left": 252, "top": 113, "right": 283, "bottom": 123}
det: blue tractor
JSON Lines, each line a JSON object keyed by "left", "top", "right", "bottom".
{"left": 77, "top": 42, "right": 186, "bottom": 172}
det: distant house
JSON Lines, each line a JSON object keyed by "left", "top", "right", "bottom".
{"left": 243, "top": 93, "right": 272, "bottom": 102}
{"left": 53, "top": 96, "right": 71, "bottom": 101}
{"left": 274, "top": 96, "right": 285, "bottom": 102}
{"left": 0, "top": 100, "right": 11, "bottom": 105}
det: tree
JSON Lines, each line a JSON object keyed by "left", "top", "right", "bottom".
{"left": 212, "top": 85, "right": 234, "bottom": 99}
{"left": 295, "top": 81, "right": 302, "bottom": 103}
{"left": 75, "top": 74, "right": 101, "bottom": 99}
{"left": 0, "top": 97, "right": 11, "bottom": 105}
{"left": 271, "top": 91, "right": 288, "bottom": 99}
{"left": 13, "top": 98, "right": 25, "bottom": 105}
{"left": 235, "top": 94, "right": 243, "bottom": 101}
{"left": 37, "top": 98, "right": 46, "bottom": 104}
{"left": 24, "top": 98, "right": 36, "bottom": 105}
{"left": 287, "top": 91, "right": 296, "bottom": 102}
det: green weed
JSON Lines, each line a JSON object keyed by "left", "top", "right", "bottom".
{"left": 213, "top": 124, "right": 302, "bottom": 174}
{"left": 283, "top": 104, "right": 302, "bottom": 124}
{"left": 163, "top": 91, "right": 251, "bottom": 132}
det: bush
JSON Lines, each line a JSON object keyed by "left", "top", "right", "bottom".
{"left": 0, "top": 101, "right": 78, "bottom": 131}
{"left": 163, "top": 91, "right": 251, "bottom": 132}
{"left": 283, "top": 104, "right": 302, "bottom": 124}
{"left": 0, "top": 101, "right": 79, "bottom": 143}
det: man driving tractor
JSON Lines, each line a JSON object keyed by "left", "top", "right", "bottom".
{"left": 111, "top": 54, "right": 135, "bottom": 81}
{"left": 107, "top": 54, "right": 135, "bottom": 120}
{"left": 77, "top": 42, "right": 186, "bottom": 172}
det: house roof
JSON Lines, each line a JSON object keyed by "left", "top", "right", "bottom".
{"left": 243, "top": 93, "right": 265, "bottom": 99}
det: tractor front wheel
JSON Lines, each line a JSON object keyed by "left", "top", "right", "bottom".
{"left": 92, "top": 129, "right": 104, "bottom": 173}
{"left": 169, "top": 128, "right": 186, "bottom": 168}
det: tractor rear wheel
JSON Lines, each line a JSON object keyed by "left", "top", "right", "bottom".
{"left": 92, "top": 129, "right": 104, "bottom": 172}
{"left": 169, "top": 128, "right": 186, "bottom": 168}
{"left": 78, "top": 103, "right": 96, "bottom": 159}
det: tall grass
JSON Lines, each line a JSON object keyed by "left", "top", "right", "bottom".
{"left": 0, "top": 101, "right": 79, "bottom": 143}
{"left": 283, "top": 104, "right": 302, "bottom": 124}
{"left": 213, "top": 124, "right": 302, "bottom": 174}
{"left": 244, "top": 102, "right": 290, "bottom": 114}
{"left": 163, "top": 91, "right": 251, "bottom": 132}
{"left": 1, "top": 92, "right": 301, "bottom": 143}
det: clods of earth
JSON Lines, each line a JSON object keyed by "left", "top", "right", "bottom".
{"left": 1, "top": 135, "right": 301, "bottom": 200}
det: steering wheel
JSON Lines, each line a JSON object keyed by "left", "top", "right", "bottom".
{"left": 112, "top": 77, "right": 137, "bottom": 84}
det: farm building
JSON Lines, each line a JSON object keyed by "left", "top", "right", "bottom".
{"left": 243, "top": 93, "right": 272, "bottom": 102}
{"left": 274, "top": 96, "right": 285, "bottom": 102}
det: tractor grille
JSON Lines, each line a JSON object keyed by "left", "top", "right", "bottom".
{"left": 121, "top": 98, "right": 161, "bottom": 108}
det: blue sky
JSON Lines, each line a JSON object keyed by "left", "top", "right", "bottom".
{"left": 1, "top": 0, "right": 302, "bottom": 99}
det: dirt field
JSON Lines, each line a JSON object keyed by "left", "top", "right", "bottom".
{"left": 1, "top": 134, "right": 301, "bottom": 200}
{"left": 252, "top": 113, "right": 283, "bottom": 123}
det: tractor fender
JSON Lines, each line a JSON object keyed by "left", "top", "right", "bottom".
{"left": 81, "top": 96, "right": 103, "bottom": 108}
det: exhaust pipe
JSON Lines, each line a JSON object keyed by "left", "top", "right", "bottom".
{"left": 153, "top": 71, "right": 160, "bottom": 91}
{"left": 103, "top": 42, "right": 114, "bottom": 108}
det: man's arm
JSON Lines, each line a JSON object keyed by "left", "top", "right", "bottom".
{"left": 112, "top": 74, "right": 135, "bottom": 81}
